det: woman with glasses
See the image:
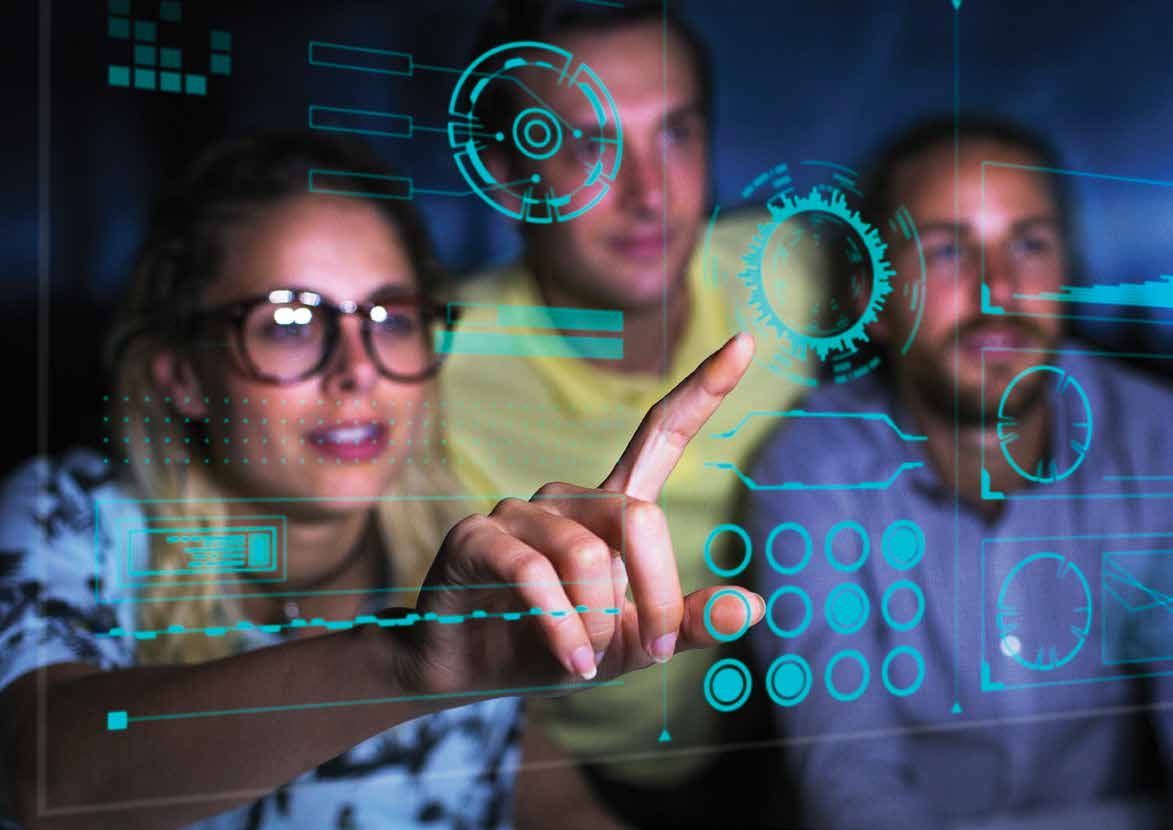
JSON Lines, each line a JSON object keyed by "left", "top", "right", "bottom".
{"left": 0, "top": 132, "right": 762, "bottom": 829}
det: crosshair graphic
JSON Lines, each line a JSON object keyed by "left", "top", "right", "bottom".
{"left": 996, "top": 365, "right": 1093, "bottom": 484}
{"left": 447, "top": 41, "right": 622, "bottom": 223}
{"left": 996, "top": 552, "right": 1092, "bottom": 672}
{"left": 702, "top": 160, "right": 926, "bottom": 387}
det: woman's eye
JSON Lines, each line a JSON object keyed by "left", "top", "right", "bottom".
{"left": 370, "top": 311, "right": 419, "bottom": 337}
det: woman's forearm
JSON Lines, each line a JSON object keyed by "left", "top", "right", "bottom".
{"left": 3, "top": 625, "right": 445, "bottom": 830}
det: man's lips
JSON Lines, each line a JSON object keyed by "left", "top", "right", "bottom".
{"left": 609, "top": 232, "right": 669, "bottom": 261}
{"left": 958, "top": 326, "right": 1039, "bottom": 354}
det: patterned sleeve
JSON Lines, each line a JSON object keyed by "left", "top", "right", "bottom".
{"left": 0, "top": 451, "right": 134, "bottom": 693}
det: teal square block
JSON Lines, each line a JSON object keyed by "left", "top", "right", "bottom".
{"left": 159, "top": 1, "right": 182, "bottom": 22}
{"left": 107, "top": 64, "right": 130, "bottom": 87}
{"left": 107, "top": 16, "right": 130, "bottom": 39}
{"left": 133, "top": 68, "right": 156, "bottom": 90}
{"left": 106, "top": 710, "right": 128, "bottom": 731}
{"left": 159, "top": 71, "right": 182, "bottom": 93}
{"left": 108, "top": 0, "right": 130, "bottom": 14}
{"left": 133, "top": 20, "right": 157, "bottom": 42}
{"left": 210, "top": 30, "right": 231, "bottom": 51}
{"left": 133, "top": 44, "right": 156, "bottom": 66}
{"left": 210, "top": 53, "right": 231, "bottom": 76}
{"left": 160, "top": 47, "right": 181, "bottom": 69}
{"left": 184, "top": 73, "right": 206, "bottom": 95}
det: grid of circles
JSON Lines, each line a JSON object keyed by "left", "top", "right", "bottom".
{"left": 700, "top": 518, "right": 929, "bottom": 711}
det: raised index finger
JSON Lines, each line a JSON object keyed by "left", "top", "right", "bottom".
{"left": 600, "top": 332, "right": 754, "bottom": 501}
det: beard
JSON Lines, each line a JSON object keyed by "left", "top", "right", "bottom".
{"left": 901, "top": 317, "right": 1057, "bottom": 427}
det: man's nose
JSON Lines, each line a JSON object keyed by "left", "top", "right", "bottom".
{"left": 616, "top": 143, "right": 664, "bottom": 214}
{"left": 984, "top": 243, "right": 1017, "bottom": 309}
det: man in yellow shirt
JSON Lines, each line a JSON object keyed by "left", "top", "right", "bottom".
{"left": 442, "top": 2, "right": 814, "bottom": 825}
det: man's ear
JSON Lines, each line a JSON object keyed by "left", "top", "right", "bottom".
{"left": 150, "top": 350, "right": 208, "bottom": 418}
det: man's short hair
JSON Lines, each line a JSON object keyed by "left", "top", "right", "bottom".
{"left": 859, "top": 114, "right": 1076, "bottom": 245}
{"left": 470, "top": 0, "right": 713, "bottom": 144}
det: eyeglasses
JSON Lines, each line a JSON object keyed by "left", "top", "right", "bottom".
{"left": 190, "top": 288, "right": 456, "bottom": 385}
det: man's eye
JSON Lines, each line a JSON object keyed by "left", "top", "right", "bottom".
{"left": 926, "top": 242, "right": 961, "bottom": 265}
{"left": 1011, "top": 235, "right": 1054, "bottom": 257}
{"left": 370, "top": 311, "right": 419, "bottom": 337}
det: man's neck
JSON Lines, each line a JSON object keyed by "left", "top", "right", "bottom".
{"left": 531, "top": 266, "right": 692, "bottom": 376}
{"left": 898, "top": 377, "right": 1050, "bottom": 520}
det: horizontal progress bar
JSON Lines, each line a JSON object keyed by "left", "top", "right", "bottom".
{"left": 308, "top": 41, "right": 413, "bottom": 76}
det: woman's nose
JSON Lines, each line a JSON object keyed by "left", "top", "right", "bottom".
{"left": 323, "top": 318, "right": 377, "bottom": 394}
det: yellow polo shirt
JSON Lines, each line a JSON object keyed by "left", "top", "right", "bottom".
{"left": 441, "top": 212, "right": 814, "bottom": 785}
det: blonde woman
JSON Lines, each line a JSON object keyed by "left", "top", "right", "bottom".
{"left": 0, "top": 132, "right": 763, "bottom": 829}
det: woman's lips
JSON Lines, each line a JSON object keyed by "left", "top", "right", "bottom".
{"left": 304, "top": 422, "right": 389, "bottom": 461}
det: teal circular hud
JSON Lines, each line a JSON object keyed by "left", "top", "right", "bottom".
{"left": 882, "top": 519, "right": 925, "bottom": 571}
{"left": 766, "top": 585, "right": 813, "bottom": 639}
{"left": 825, "top": 649, "right": 870, "bottom": 702}
{"left": 704, "top": 658, "right": 753, "bottom": 712}
{"left": 447, "top": 40, "right": 622, "bottom": 223}
{"left": 825, "top": 520, "right": 869, "bottom": 572}
{"left": 825, "top": 583, "right": 870, "bottom": 634}
{"left": 882, "top": 645, "right": 925, "bottom": 697}
{"left": 995, "top": 551, "right": 1092, "bottom": 672}
{"left": 996, "top": 365, "right": 1093, "bottom": 484}
{"left": 766, "top": 654, "right": 813, "bottom": 707}
{"left": 881, "top": 580, "right": 925, "bottom": 632}
{"left": 704, "top": 588, "right": 753, "bottom": 643}
{"left": 513, "top": 107, "right": 562, "bottom": 160}
{"left": 704, "top": 523, "right": 752, "bottom": 578}
{"left": 765, "top": 522, "right": 813, "bottom": 575}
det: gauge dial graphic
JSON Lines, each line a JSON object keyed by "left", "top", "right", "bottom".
{"left": 996, "top": 365, "right": 1093, "bottom": 484}
{"left": 996, "top": 551, "right": 1091, "bottom": 672}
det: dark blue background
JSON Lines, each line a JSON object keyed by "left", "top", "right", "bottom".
{"left": 5, "top": 0, "right": 1172, "bottom": 473}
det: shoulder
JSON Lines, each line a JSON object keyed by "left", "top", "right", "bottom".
{"left": 0, "top": 449, "right": 127, "bottom": 549}
{"left": 454, "top": 260, "right": 528, "bottom": 304}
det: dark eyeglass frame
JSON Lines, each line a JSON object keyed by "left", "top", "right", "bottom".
{"left": 188, "top": 287, "right": 459, "bottom": 386}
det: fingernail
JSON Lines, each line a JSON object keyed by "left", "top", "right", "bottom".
{"left": 649, "top": 632, "right": 677, "bottom": 664}
{"left": 751, "top": 592, "right": 766, "bottom": 620}
{"left": 571, "top": 646, "right": 597, "bottom": 680}
{"left": 594, "top": 650, "right": 606, "bottom": 667}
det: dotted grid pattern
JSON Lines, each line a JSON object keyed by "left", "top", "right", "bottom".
{"left": 100, "top": 395, "right": 631, "bottom": 468}
{"left": 699, "top": 519, "right": 927, "bottom": 712}
{"left": 106, "top": 0, "right": 231, "bottom": 95}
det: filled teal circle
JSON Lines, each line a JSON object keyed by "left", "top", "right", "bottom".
{"left": 703, "top": 658, "right": 752, "bottom": 712}
{"left": 881, "top": 645, "right": 925, "bottom": 697}
{"left": 766, "top": 522, "right": 813, "bottom": 575}
{"left": 704, "top": 588, "right": 753, "bottom": 643}
{"left": 825, "top": 520, "right": 870, "bottom": 572}
{"left": 766, "top": 654, "right": 813, "bottom": 707}
{"left": 881, "top": 580, "right": 925, "bottom": 632}
{"left": 766, "top": 585, "right": 813, "bottom": 639}
{"left": 825, "top": 649, "right": 870, "bottom": 702}
{"left": 704, "top": 524, "right": 752, "bottom": 578}
{"left": 825, "top": 583, "right": 870, "bottom": 634}
{"left": 882, "top": 520, "right": 925, "bottom": 570}
{"left": 512, "top": 107, "right": 563, "bottom": 161}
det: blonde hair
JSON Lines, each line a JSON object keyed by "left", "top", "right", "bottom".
{"left": 107, "top": 132, "right": 468, "bottom": 665}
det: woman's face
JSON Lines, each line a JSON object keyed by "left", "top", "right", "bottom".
{"left": 173, "top": 195, "right": 433, "bottom": 514}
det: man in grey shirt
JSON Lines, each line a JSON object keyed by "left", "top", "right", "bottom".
{"left": 747, "top": 116, "right": 1173, "bottom": 828}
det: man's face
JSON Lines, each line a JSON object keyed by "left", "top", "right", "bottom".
{"left": 500, "top": 22, "right": 708, "bottom": 310}
{"left": 883, "top": 140, "right": 1067, "bottom": 423}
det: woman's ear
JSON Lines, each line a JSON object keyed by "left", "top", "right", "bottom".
{"left": 150, "top": 350, "right": 208, "bottom": 418}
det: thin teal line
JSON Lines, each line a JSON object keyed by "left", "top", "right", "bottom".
{"left": 96, "top": 491, "right": 623, "bottom": 505}
{"left": 712, "top": 410, "right": 927, "bottom": 443}
{"left": 575, "top": 0, "right": 625, "bottom": 8}
{"left": 100, "top": 603, "right": 623, "bottom": 640}
{"left": 125, "top": 679, "right": 623, "bottom": 725}
{"left": 708, "top": 460, "right": 924, "bottom": 491}
{"left": 951, "top": 0, "right": 962, "bottom": 714}
{"left": 981, "top": 160, "right": 1173, "bottom": 189}
{"left": 1105, "top": 475, "right": 1173, "bottom": 481}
